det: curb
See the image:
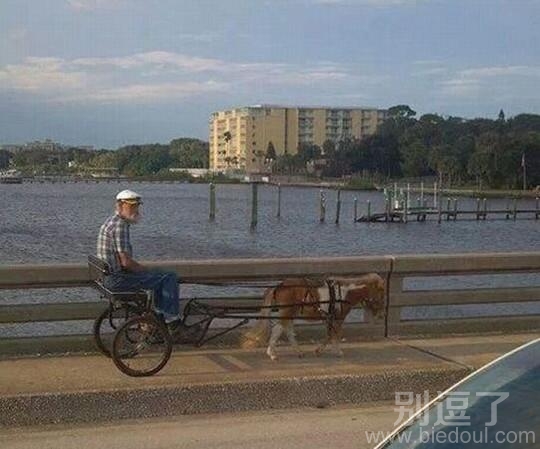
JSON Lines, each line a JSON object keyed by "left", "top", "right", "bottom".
{"left": 0, "top": 367, "right": 470, "bottom": 427}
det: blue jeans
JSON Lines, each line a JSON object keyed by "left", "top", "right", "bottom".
{"left": 104, "top": 270, "right": 181, "bottom": 322}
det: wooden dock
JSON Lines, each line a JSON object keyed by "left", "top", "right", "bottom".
{"left": 357, "top": 201, "right": 540, "bottom": 223}
{"left": 357, "top": 182, "right": 540, "bottom": 223}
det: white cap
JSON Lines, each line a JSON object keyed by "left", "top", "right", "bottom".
{"left": 116, "top": 189, "right": 142, "bottom": 203}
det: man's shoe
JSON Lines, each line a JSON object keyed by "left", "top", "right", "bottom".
{"left": 167, "top": 319, "right": 184, "bottom": 336}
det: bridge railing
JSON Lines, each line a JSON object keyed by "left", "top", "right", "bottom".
{"left": 387, "top": 252, "right": 540, "bottom": 336}
{"left": 0, "top": 252, "right": 539, "bottom": 355}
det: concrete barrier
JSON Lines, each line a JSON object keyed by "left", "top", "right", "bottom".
{"left": 0, "top": 252, "right": 539, "bottom": 355}
{"left": 387, "top": 251, "right": 540, "bottom": 336}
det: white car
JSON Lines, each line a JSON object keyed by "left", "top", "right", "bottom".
{"left": 375, "top": 338, "right": 540, "bottom": 448}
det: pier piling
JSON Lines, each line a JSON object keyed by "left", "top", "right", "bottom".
{"left": 251, "top": 183, "right": 258, "bottom": 228}
{"left": 319, "top": 190, "right": 326, "bottom": 223}
{"left": 403, "top": 193, "right": 408, "bottom": 223}
{"left": 209, "top": 183, "right": 216, "bottom": 221}
{"left": 277, "top": 183, "right": 281, "bottom": 218}
{"left": 335, "top": 189, "right": 341, "bottom": 224}
{"left": 437, "top": 189, "right": 442, "bottom": 224}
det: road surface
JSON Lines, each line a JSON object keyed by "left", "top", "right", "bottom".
{"left": 0, "top": 402, "right": 398, "bottom": 449}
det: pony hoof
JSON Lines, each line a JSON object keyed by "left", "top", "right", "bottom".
{"left": 297, "top": 352, "right": 305, "bottom": 358}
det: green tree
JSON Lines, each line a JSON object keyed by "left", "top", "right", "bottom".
{"left": 88, "top": 151, "right": 118, "bottom": 169}
{"left": 297, "top": 143, "right": 322, "bottom": 163}
{"left": 428, "top": 144, "right": 461, "bottom": 187}
{"left": 0, "top": 150, "right": 11, "bottom": 169}
{"left": 265, "top": 141, "right": 277, "bottom": 161}
{"left": 169, "top": 138, "right": 209, "bottom": 168}
{"left": 322, "top": 139, "right": 336, "bottom": 158}
{"left": 388, "top": 104, "right": 417, "bottom": 119}
{"left": 400, "top": 140, "right": 429, "bottom": 177}
{"left": 115, "top": 144, "right": 171, "bottom": 176}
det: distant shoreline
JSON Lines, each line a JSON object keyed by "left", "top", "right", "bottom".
{"left": 12, "top": 175, "right": 539, "bottom": 199}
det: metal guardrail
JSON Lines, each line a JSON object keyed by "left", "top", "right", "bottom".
{"left": 0, "top": 252, "right": 539, "bottom": 355}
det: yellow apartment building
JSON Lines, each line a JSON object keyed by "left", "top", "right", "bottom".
{"left": 209, "top": 105, "right": 388, "bottom": 172}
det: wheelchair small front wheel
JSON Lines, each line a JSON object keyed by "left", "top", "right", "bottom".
{"left": 112, "top": 315, "right": 172, "bottom": 377}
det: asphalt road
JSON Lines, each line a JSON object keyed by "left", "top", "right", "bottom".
{"left": 0, "top": 402, "right": 398, "bottom": 449}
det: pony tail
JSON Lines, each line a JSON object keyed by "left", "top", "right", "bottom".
{"left": 240, "top": 287, "right": 274, "bottom": 348}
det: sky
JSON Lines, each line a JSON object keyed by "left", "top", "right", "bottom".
{"left": 1, "top": 0, "right": 539, "bottom": 148}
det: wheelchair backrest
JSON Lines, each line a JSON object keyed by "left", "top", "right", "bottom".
{"left": 88, "top": 254, "right": 111, "bottom": 281}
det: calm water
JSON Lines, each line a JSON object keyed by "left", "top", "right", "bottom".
{"left": 1, "top": 182, "right": 540, "bottom": 337}
{"left": 2, "top": 182, "right": 540, "bottom": 264}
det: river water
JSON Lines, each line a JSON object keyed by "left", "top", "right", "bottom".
{"left": 2, "top": 182, "right": 539, "bottom": 263}
{"left": 1, "top": 182, "right": 540, "bottom": 337}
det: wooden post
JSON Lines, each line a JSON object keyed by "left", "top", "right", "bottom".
{"left": 453, "top": 198, "right": 458, "bottom": 221}
{"left": 319, "top": 190, "right": 326, "bottom": 223}
{"left": 403, "top": 191, "right": 408, "bottom": 223}
{"left": 277, "top": 183, "right": 281, "bottom": 218}
{"left": 513, "top": 198, "right": 517, "bottom": 221}
{"left": 483, "top": 198, "right": 487, "bottom": 220}
{"left": 420, "top": 181, "right": 424, "bottom": 207}
{"left": 385, "top": 274, "right": 404, "bottom": 336}
{"left": 433, "top": 182, "right": 438, "bottom": 208}
{"left": 335, "top": 189, "right": 341, "bottom": 224}
{"left": 209, "top": 183, "right": 216, "bottom": 221}
{"left": 476, "top": 198, "right": 481, "bottom": 220}
{"left": 367, "top": 200, "right": 372, "bottom": 221}
{"left": 446, "top": 197, "right": 451, "bottom": 221}
{"left": 353, "top": 197, "right": 358, "bottom": 222}
{"left": 251, "top": 182, "right": 258, "bottom": 228}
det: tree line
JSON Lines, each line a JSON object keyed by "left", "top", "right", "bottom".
{"left": 272, "top": 106, "right": 540, "bottom": 189}
{"left": 3, "top": 106, "right": 540, "bottom": 188}
{"left": 3, "top": 138, "right": 209, "bottom": 177}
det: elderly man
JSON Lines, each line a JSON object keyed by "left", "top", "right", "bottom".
{"left": 97, "top": 189, "right": 185, "bottom": 334}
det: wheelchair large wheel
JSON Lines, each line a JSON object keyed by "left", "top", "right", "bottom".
{"left": 112, "top": 315, "right": 172, "bottom": 377}
{"left": 93, "top": 304, "right": 139, "bottom": 357}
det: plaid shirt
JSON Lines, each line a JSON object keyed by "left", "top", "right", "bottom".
{"left": 96, "top": 213, "right": 133, "bottom": 273}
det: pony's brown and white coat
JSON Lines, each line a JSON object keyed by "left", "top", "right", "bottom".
{"left": 241, "top": 273, "right": 385, "bottom": 360}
